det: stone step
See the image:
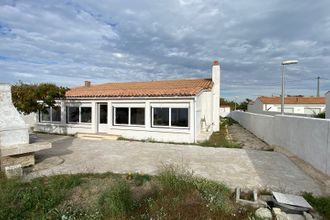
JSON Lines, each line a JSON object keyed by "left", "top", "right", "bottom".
{"left": 76, "top": 133, "right": 120, "bottom": 141}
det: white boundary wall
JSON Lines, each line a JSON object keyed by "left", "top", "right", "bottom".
{"left": 326, "top": 91, "right": 330, "bottom": 119}
{"left": 219, "top": 107, "right": 231, "bottom": 117}
{"left": 230, "top": 111, "right": 330, "bottom": 176}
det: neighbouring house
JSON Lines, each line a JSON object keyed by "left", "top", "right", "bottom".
{"left": 326, "top": 91, "right": 330, "bottom": 119}
{"left": 34, "top": 61, "right": 221, "bottom": 143}
{"left": 219, "top": 105, "right": 231, "bottom": 117}
{"left": 247, "top": 96, "right": 326, "bottom": 115}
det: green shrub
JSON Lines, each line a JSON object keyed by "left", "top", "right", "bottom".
{"left": 314, "top": 112, "right": 325, "bottom": 118}
{"left": 98, "top": 179, "right": 133, "bottom": 217}
{"left": 303, "top": 193, "right": 330, "bottom": 219}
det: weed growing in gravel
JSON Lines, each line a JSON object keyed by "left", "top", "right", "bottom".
{"left": 0, "top": 168, "right": 260, "bottom": 219}
{"left": 98, "top": 178, "right": 133, "bottom": 217}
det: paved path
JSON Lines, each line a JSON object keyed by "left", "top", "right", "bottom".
{"left": 228, "top": 123, "right": 273, "bottom": 151}
{"left": 27, "top": 134, "right": 323, "bottom": 195}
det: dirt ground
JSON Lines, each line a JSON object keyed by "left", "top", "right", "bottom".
{"left": 227, "top": 123, "right": 273, "bottom": 151}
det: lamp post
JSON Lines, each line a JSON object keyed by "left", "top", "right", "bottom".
{"left": 234, "top": 96, "right": 239, "bottom": 110}
{"left": 281, "top": 60, "right": 298, "bottom": 114}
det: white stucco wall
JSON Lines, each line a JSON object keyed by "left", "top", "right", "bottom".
{"left": 247, "top": 99, "right": 264, "bottom": 113}
{"left": 0, "top": 84, "right": 29, "bottom": 147}
{"left": 219, "top": 107, "right": 231, "bottom": 117}
{"left": 21, "top": 113, "right": 37, "bottom": 129}
{"left": 35, "top": 97, "right": 201, "bottom": 143}
{"left": 230, "top": 111, "right": 330, "bottom": 176}
{"left": 196, "top": 91, "right": 213, "bottom": 134}
{"left": 211, "top": 62, "right": 220, "bottom": 132}
{"left": 326, "top": 92, "right": 330, "bottom": 119}
{"left": 248, "top": 99, "right": 325, "bottom": 116}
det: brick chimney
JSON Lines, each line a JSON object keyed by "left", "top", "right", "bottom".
{"left": 84, "top": 81, "right": 91, "bottom": 87}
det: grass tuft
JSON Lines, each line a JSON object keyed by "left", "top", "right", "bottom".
{"left": 0, "top": 174, "right": 83, "bottom": 219}
{"left": 98, "top": 178, "right": 133, "bottom": 217}
{"left": 158, "top": 165, "right": 232, "bottom": 212}
{"left": 303, "top": 192, "right": 330, "bottom": 219}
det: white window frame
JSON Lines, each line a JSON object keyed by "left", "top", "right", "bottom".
{"left": 113, "top": 106, "right": 145, "bottom": 127}
{"left": 81, "top": 106, "right": 92, "bottom": 123}
{"left": 40, "top": 106, "right": 61, "bottom": 123}
{"left": 151, "top": 107, "right": 189, "bottom": 129}
{"left": 304, "top": 108, "right": 321, "bottom": 114}
{"left": 66, "top": 104, "right": 92, "bottom": 124}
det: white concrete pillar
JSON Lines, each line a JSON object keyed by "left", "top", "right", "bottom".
{"left": 145, "top": 101, "right": 151, "bottom": 129}
{"left": 189, "top": 99, "right": 196, "bottom": 142}
{"left": 60, "top": 100, "right": 66, "bottom": 125}
{"left": 212, "top": 60, "right": 220, "bottom": 132}
{"left": 108, "top": 101, "right": 112, "bottom": 131}
{"left": 91, "top": 101, "right": 97, "bottom": 133}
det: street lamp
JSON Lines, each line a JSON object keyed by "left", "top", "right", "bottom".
{"left": 281, "top": 60, "right": 298, "bottom": 114}
{"left": 234, "top": 96, "right": 239, "bottom": 110}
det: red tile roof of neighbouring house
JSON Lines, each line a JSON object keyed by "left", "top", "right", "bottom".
{"left": 65, "top": 78, "right": 213, "bottom": 98}
{"left": 258, "top": 96, "right": 325, "bottom": 104}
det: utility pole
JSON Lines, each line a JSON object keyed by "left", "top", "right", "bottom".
{"left": 317, "top": 76, "right": 320, "bottom": 97}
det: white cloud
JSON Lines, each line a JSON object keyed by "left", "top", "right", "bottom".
{"left": 0, "top": 0, "right": 329, "bottom": 99}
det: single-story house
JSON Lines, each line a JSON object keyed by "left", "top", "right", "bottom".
{"left": 326, "top": 91, "right": 330, "bottom": 119}
{"left": 35, "top": 61, "right": 221, "bottom": 143}
{"left": 247, "top": 96, "right": 326, "bottom": 115}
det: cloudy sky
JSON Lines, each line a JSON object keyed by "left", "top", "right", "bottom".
{"left": 1, "top": 0, "right": 330, "bottom": 100}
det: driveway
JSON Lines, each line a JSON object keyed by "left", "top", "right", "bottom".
{"left": 27, "top": 133, "right": 324, "bottom": 195}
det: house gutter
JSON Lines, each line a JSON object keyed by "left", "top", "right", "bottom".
{"left": 64, "top": 96, "right": 196, "bottom": 101}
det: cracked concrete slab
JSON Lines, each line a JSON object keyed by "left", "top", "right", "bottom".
{"left": 26, "top": 134, "right": 325, "bottom": 195}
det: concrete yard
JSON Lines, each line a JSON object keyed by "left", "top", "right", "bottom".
{"left": 27, "top": 133, "right": 324, "bottom": 195}
{"left": 228, "top": 123, "right": 273, "bottom": 151}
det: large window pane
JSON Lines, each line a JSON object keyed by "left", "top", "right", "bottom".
{"left": 41, "top": 107, "right": 51, "bottom": 122}
{"left": 52, "top": 106, "right": 61, "bottom": 122}
{"left": 81, "top": 107, "right": 92, "bottom": 123}
{"left": 171, "top": 108, "right": 188, "bottom": 127}
{"left": 131, "top": 108, "right": 145, "bottom": 125}
{"left": 153, "top": 108, "right": 169, "bottom": 126}
{"left": 100, "top": 104, "right": 108, "bottom": 124}
{"left": 115, "top": 107, "right": 128, "bottom": 124}
{"left": 67, "top": 107, "right": 79, "bottom": 123}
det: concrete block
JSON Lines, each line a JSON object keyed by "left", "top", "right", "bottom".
{"left": 0, "top": 142, "right": 51, "bottom": 157}
{"left": 1, "top": 153, "right": 35, "bottom": 170}
{"left": 235, "top": 188, "right": 259, "bottom": 207}
{"left": 5, "top": 164, "right": 23, "bottom": 178}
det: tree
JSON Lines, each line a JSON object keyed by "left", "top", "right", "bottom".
{"left": 11, "top": 82, "right": 68, "bottom": 114}
{"left": 220, "top": 98, "right": 237, "bottom": 110}
{"left": 236, "top": 98, "right": 252, "bottom": 111}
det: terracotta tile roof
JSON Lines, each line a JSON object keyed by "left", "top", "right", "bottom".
{"left": 65, "top": 78, "right": 213, "bottom": 98}
{"left": 258, "top": 96, "right": 325, "bottom": 104}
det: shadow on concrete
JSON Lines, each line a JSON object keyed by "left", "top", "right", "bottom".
{"left": 30, "top": 133, "right": 74, "bottom": 164}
